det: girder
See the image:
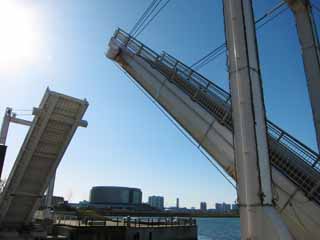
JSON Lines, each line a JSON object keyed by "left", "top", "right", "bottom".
{"left": 107, "top": 29, "right": 320, "bottom": 239}
{"left": 0, "top": 89, "right": 88, "bottom": 227}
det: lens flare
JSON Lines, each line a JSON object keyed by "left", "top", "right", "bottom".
{"left": 0, "top": 1, "right": 38, "bottom": 71}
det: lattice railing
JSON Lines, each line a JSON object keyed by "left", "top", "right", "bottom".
{"left": 111, "top": 28, "right": 320, "bottom": 203}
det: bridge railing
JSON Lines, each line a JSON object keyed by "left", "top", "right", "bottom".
{"left": 111, "top": 28, "right": 320, "bottom": 173}
{"left": 111, "top": 28, "right": 320, "bottom": 197}
{"left": 55, "top": 214, "right": 197, "bottom": 228}
{"left": 160, "top": 51, "right": 320, "bottom": 173}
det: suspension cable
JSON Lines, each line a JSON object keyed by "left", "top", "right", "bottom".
{"left": 193, "top": 46, "right": 227, "bottom": 71}
{"left": 113, "top": 62, "right": 237, "bottom": 189}
{"left": 130, "top": 0, "right": 159, "bottom": 36}
{"left": 255, "top": 1, "right": 287, "bottom": 24}
{"left": 121, "top": 1, "right": 288, "bottom": 188}
{"left": 130, "top": 0, "right": 171, "bottom": 38}
{"left": 191, "top": 1, "right": 288, "bottom": 71}
{"left": 256, "top": 5, "right": 289, "bottom": 30}
{"left": 131, "top": 0, "right": 163, "bottom": 37}
{"left": 135, "top": 0, "right": 171, "bottom": 38}
{"left": 190, "top": 43, "right": 226, "bottom": 69}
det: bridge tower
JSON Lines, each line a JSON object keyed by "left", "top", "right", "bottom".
{"left": 223, "top": 0, "right": 292, "bottom": 239}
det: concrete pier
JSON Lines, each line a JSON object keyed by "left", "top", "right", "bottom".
{"left": 53, "top": 225, "right": 197, "bottom": 240}
{"left": 52, "top": 217, "right": 197, "bottom": 240}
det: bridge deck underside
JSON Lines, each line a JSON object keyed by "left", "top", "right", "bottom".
{"left": 110, "top": 29, "right": 320, "bottom": 205}
{"left": 0, "top": 90, "right": 88, "bottom": 227}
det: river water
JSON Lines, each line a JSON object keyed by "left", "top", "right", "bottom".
{"left": 197, "top": 218, "right": 240, "bottom": 240}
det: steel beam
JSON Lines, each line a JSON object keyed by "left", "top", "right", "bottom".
{"left": 287, "top": 0, "right": 320, "bottom": 153}
{"left": 10, "top": 117, "right": 32, "bottom": 127}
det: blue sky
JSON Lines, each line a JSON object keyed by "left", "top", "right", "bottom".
{"left": 1, "top": 0, "right": 319, "bottom": 209}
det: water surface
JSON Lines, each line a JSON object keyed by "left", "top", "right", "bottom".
{"left": 197, "top": 217, "right": 240, "bottom": 240}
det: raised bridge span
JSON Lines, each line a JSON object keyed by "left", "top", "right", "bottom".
{"left": 0, "top": 89, "right": 88, "bottom": 228}
{"left": 107, "top": 28, "right": 320, "bottom": 240}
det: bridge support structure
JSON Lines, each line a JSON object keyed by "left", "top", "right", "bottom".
{"left": 0, "top": 89, "right": 88, "bottom": 240}
{"left": 0, "top": 108, "right": 34, "bottom": 180}
{"left": 223, "top": 0, "right": 292, "bottom": 239}
{"left": 286, "top": 0, "right": 320, "bottom": 154}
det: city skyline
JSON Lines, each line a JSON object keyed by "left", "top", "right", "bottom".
{"left": 71, "top": 186, "right": 237, "bottom": 209}
{"left": 0, "top": 0, "right": 318, "bottom": 208}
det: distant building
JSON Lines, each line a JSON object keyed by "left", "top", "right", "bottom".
{"left": 231, "top": 204, "right": 239, "bottom": 211}
{"left": 52, "top": 196, "right": 65, "bottom": 206}
{"left": 40, "top": 196, "right": 64, "bottom": 209}
{"left": 79, "top": 200, "right": 90, "bottom": 208}
{"left": 89, "top": 186, "right": 142, "bottom": 209}
{"left": 200, "top": 202, "right": 207, "bottom": 211}
{"left": 215, "top": 203, "right": 222, "bottom": 212}
{"left": 215, "top": 202, "right": 231, "bottom": 212}
{"left": 166, "top": 206, "right": 188, "bottom": 212}
{"left": 224, "top": 203, "right": 231, "bottom": 212}
{"left": 176, "top": 198, "right": 179, "bottom": 208}
{"left": 148, "top": 196, "right": 164, "bottom": 209}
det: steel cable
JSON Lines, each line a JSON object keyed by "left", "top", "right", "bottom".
{"left": 190, "top": 1, "right": 288, "bottom": 71}
{"left": 130, "top": 0, "right": 159, "bottom": 36}
{"left": 113, "top": 62, "right": 237, "bottom": 190}
{"left": 135, "top": 0, "right": 171, "bottom": 38}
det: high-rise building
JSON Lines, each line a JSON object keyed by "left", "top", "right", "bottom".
{"left": 215, "top": 202, "right": 231, "bottom": 212}
{"left": 148, "top": 196, "right": 164, "bottom": 209}
{"left": 176, "top": 198, "right": 179, "bottom": 208}
{"left": 231, "top": 204, "right": 239, "bottom": 211}
{"left": 224, "top": 203, "right": 231, "bottom": 212}
{"left": 200, "top": 202, "right": 207, "bottom": 211}
{"left": 215, "top": 203, "right": 223, "bottom": 212}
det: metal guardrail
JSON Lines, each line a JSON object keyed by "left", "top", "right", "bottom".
{"left": 55, "top": 215, "right": 196, "bottom": 228}
{"left": 111, "top": 28, "right": 320, "bottom": 202}
{"left": 160, "top": 51, "right": 320, "bottom": 171}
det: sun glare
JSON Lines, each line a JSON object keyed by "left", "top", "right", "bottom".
{"left": 0, "top": 2, "right": 38, "bottom": 71}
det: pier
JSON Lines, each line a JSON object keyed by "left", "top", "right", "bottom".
{"left": 51, "top": 215, "right": 197, "bottom": 240}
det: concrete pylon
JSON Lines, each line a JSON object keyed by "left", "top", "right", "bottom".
{"left": 223, "top": 0, "right": 292, "bottom": 239}
{"left": 286, "top": 0, "right": 320, "bottom": 154}
{"left": 43, "top": 172, "right": 56, "bottom": 220}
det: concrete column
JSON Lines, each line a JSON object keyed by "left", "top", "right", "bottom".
{"left": 223, "top": 0, "right": 292, "bottom": 239}
{"left": 0, "top": 108, "right": 11, "bottom": 180}
{"left": 287, "top": 0, "right": 320, "bottom": 153}
{"left": 45, "top": 173, "right": 56, "bottom": 208}
{"left": 0, "top": 108, "right": 12, "bottom": 146}
{"left": 44, "top": 172, "right": 56, "bottom": 219}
